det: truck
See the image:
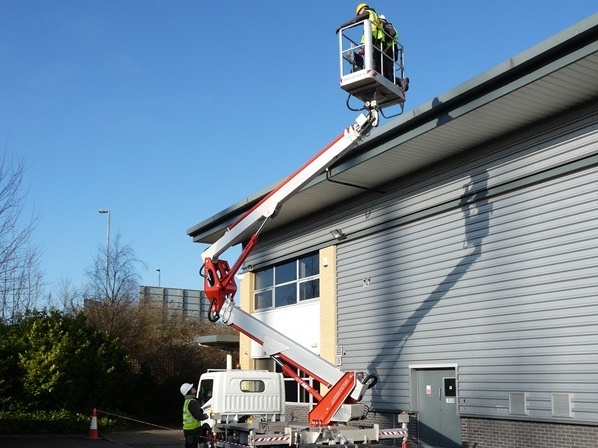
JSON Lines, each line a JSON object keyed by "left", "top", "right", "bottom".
{"left": 195, "top": 19, "right": 409, "bottom": 448}
{"left": 197, "top": 370, "right": 409, "bottom": 448}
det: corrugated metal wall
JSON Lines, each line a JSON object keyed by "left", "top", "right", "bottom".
{"left": 336, "top": 107, "right": 598, "bottom": 424}
{"left": 244, "top": 104, "right": 598, "bottom": 424}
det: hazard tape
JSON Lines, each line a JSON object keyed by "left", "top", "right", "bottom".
{"left": 215, "top": 435, "right": 291, "bottom": 448}
{"left": 95, "top": 408, "right": 181, "bottom": 431}
{"left": 216, "top": 441, "right": 289, "bottom": 448}
{"left": 251, "top": 436, "right": 291, "bottom": 443}
{"left": 379, "top": 429, "right": 408, "bottom": 436}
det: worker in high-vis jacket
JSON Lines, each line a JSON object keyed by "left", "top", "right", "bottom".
{"left": 336, "top": 3, "right": 385, "bottom": 74}
{"left": 379, "top": 14, "right": 399, "bottom": 81}
{"left": 180, "top": 383, "right": 209, "bottom": 448}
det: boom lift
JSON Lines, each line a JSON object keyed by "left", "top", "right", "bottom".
{"left": 199, "top": 18, "right": 408, "bottom": 448}
{"left": 201, "top": 106, "right": 380, "bottom": 427}
{"left": 339, "top": 19, "right": 408, "bottom": 112}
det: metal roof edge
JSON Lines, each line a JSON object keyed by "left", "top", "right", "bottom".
{"left": 187, "top": 181, "right": 275, "bottom": 240}
{"left": 410, "top": 11, "right": 598, "bottom": 121}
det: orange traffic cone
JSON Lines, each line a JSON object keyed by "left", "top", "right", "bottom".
{"left": 87, "top": 408, "right": 100, "bottom": 439}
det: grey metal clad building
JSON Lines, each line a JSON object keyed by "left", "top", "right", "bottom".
{"left": 139, "top": 286, "right": 208, "bottom": 318}
{"left": 189, "top": 13, "right": 598, "bottom": 448}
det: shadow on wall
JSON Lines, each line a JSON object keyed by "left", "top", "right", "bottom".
{"left": 368, "top": 169, "right": 493, "bottom": 402}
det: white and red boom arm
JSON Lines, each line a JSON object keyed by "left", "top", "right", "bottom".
{"left": 200, "top": 107, "right": 380, "bottom": 425}
{"left": 217, "top": 297, "right": 377, "bottom": 425}
{"left": 201, "top": 108, "right": 379, "bottom": 320}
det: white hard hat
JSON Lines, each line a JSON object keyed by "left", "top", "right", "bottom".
{"left": 379, "top": 14, "right": 386, "bottom": 20}
{"left": 180, "top": 383, "right": 194, "bottom": 396}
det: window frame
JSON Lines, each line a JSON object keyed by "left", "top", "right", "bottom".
{"left": 254, "top": 253, "right": 319, "bottom": 310}
{"left": 240, "top": 379, "right": 266, "bottom": 393}
{"left": 254, "top": 359, "right": 318, "bottom": 405}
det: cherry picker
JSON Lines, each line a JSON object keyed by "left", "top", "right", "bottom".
{"left": 198, "top": 18, "right": 409, "bottom": 448}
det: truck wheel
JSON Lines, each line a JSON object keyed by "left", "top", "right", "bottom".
{"left": 201, "top": 423, "right": 212, "bottom": 448}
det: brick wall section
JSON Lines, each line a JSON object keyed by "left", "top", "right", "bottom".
{"left": 462, "top": 417, "right": 598, "bottom": 448}
{"left": 286, "top": 403, "right": 310, "bottom": 423}
{"left": 407, "top": 413, "right": 418, "bottom": 448}
{"left": 238, "top": 271, "right": 255, "bottom": 370}
{"left": 286, "top": 409, "right": 598, "bottom": 448}
{"left": 350, "top": 411, "right": 416, "bottom": 448}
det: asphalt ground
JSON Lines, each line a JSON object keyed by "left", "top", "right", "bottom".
{"left": 0, "top": 429, "right": 183, "bottom": 448}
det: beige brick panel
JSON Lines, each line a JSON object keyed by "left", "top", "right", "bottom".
{"left": 319, "top": 246, "right": 338, "bottom": 365}
{"left": 238, "top": 271, "right": 255, "bottom": 370}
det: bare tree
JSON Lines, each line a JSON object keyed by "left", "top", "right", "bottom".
{"left": 83, "top": 232, "right": 146, "bottom": 335}
{"left": 48, "top": 276, "right": 83, "bottom": 314}
{"left": 0, "top": 152, "right": 43, "bottom": 323}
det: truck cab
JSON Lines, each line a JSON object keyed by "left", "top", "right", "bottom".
{"left": 198, "top": 370, "right": 286, "bottom": 429}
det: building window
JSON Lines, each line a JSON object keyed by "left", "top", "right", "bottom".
{"left": 276, "top": 363, "right": 320, "bottom": 405}
{"left": 240, "top": 380, "right": 266, "bottom": 393}
{"left": 254, "top": 359, "right": 319, "bottom": 405}
{"left": 254, "top": 253, "right": 319, "bottom": 310}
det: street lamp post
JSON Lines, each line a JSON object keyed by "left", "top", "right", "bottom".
{"left": 98, "top": 209, "right": 110, "bottom": 298}
{"left": 156, "top": 268, "right": 161, "bottom": 287}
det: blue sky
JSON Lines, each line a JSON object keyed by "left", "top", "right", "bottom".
{"left": 1, "top": 1, "right": 596, "bottom": 297}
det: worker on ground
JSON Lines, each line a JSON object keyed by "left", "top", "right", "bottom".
{"left": 336, "top": 3, "right": 385, "bottom": 74}
{"left": 181, "top": 382, "right": 209, "bottom": 448}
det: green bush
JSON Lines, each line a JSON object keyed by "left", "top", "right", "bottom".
{"left": 0, "top": 308, "right": 232, "bottom": 432}
{"left": 17, "top": 310, "right": 135, "bottom": 413}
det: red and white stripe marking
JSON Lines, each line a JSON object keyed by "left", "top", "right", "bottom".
{"left": 379, "top": 429, "right": 408, "bottom": 436}
{"left": 251, "top": 435, "right": 291, "bottom": 443}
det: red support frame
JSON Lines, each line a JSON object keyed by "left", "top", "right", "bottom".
{"left": 203, "top": 233, "right": 259, "bottom": 318}
{"left": 308, "top": 371, "right": 357, "bottom": 426}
